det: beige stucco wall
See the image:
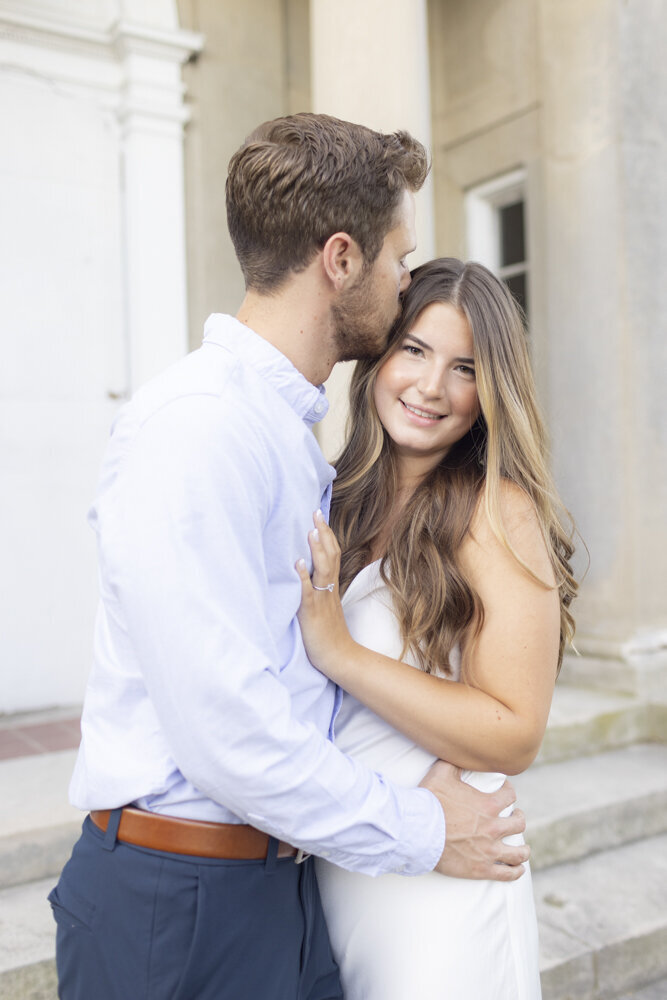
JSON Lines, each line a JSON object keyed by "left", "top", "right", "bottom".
{"left": 429, "top": 0, "right": 540, "bottom": 249}
{"left": 310, "top": 0, "right": 435, "bottom": 461}
{"left": 176, "top": 0, "right": 667, "bottom": 692}
{"left": 176, "top": 0, "right": 311, "bottom": 345}
{"left": 429, "top": 0, "right": 667, "bottom": 688}
{"left": 428, "top": 0, "right": 543, "bottom": 360}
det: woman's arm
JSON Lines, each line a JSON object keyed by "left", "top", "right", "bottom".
{"left": 296, "top": 489, "right": 560, "bottom": 775}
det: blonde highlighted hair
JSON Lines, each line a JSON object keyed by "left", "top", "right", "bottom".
{"left": 331, "top": 258, "right": 577, "bottom": 674}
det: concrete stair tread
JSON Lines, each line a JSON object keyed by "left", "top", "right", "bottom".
{"left": 615, "top": 978, "right": 667, "bottom": 999}
{"left": 1, "top": 750, "right": 80, "bottom": 839}
{"left": 514, "top": 743, "right": 667, "bottom": 869}
{"left": 0, "top": 876, "right": 56, "bottom": 974}
{"left": 0, "top": 750, "right": 82, "bottom": 890}
{"left": 4, "top": 836, "right": 667, "bottom": 1000}
{"left": 546, "top": 684, "right": 641, "bottom": 725}
{"left": 516, "top": 743, "right": 667, "bottom": 817}
{"left": 618, "top": 979, "right": 667, "bottom": 1000}
{"left": 1, "top": 703, "right": 665, "bottom": 998}
{"left": 536, "top": 833, "right": 667, "bottom": 999}
{"left": 539, "top": 683, "right": 647, "bottom": 763}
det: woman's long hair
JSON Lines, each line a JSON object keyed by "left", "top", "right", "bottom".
{"left": 331, "top": 258, "right": 577, "bottom": 675}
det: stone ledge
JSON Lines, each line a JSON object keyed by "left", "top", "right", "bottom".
{"left": 539, "top": 685, "right": 649, "bottom": 764}
{"left": 514, "top": 743, "right": 667, "bottom": 869}
{"left": 537, "top": 833, "right": 667, "bottom": 1000}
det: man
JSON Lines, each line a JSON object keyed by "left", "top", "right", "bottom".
{"left": 50, "top": 114, "right": 528, "bottom": 1000}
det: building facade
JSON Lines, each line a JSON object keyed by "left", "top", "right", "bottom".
{"left": 2, "top": 0, "right": 665, "bottom": 711}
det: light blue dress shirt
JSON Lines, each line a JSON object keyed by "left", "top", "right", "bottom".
{"left": 70, "top": 314, "right": 444, "bottom": 876}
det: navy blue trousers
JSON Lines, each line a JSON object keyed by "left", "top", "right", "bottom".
{"left": 48, "top": 813, "right": 343, "bottom": 1000}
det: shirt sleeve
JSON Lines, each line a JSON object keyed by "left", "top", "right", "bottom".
{"left": 98, "top": 393, "right": 445, "bottom": 876}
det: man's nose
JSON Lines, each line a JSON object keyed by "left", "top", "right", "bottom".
{"left": 400, "top": 268, "right": 411, "bottom": 294}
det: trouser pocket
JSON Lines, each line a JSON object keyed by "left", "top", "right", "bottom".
{"left": 48, "top": 865, "right": 96, "bottom": 931}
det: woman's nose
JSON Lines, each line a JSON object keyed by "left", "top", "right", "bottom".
{"left": 418, "top": 367, "right": 446, "bottom": 398}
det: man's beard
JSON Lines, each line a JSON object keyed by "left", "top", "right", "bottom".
{"left": 331, "top": 268, "right": 401, "bottom": 363}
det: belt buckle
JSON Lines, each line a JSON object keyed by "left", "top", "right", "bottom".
{"left": 295, "top": 848, "right": 310, "bottom": 864}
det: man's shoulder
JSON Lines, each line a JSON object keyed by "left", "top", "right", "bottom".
{"left": 129, "top": 344, "right": 234, "bottom": 419}
{"left": 110, "top": 344, "right": 295, "bottom": 469}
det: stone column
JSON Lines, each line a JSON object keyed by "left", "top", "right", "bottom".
{"left": 310, "top": 0, "right": 435, "bottom": 459}
{"left": 114, "top": 18, "right": 203, "bottom": 389}
{"left": 538, "top": 0, "right": 667, "bottom": 697}
{"left": 0, "top": 1, "right": 201, "bottom": 712}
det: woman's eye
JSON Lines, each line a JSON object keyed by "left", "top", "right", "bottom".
{"left": 403, "top": 344, "right": 422, "bottom": 356}
{"left": 457, "top": 365, "right": 476, "bottom": 378}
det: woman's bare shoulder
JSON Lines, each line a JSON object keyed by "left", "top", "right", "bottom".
{"left": 464, "top": 480, "right": 555, "bottom": 586}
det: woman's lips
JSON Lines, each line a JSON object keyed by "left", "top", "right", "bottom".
{"left": 400, "top": 400, "right": 445, "bottom": 421}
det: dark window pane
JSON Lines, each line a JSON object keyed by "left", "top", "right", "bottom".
{"left": 504, "top": 272, "right": 527, "bottom": 314}
{"left": 499, "top": 201, "right": 525, "bottom": 266}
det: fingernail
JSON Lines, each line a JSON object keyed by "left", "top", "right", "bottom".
{"left": 311, "top": 528, "right": 320, "bottom": 542}
{"left": 315, "top": 508, "right": 324, "bottom": 522}
{"left": 297, "top": 558, "right": 306, "bottom": 570}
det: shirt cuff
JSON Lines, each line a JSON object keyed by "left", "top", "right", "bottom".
{"left": 384, "top": 786, "right": 445, "bottom": 877}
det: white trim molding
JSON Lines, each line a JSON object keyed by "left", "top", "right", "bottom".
{"left": 0, "top": 1, "right": 203, "bottom": 711}
{"left": 465, "top": 168, "right": 527, "bottom": 272}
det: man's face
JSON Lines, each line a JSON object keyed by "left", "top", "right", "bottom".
{"left": 332, "top": 189, "right": 417, "bottom": 362}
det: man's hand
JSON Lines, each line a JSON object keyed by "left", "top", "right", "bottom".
{"left": 420, "top": 760, "right": 529, "bottom": 881}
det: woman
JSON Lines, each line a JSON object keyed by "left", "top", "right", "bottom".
{"left": 296, "top": 258, "right": 577, "bottom": 999}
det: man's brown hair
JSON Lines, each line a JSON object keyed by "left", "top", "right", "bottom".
{"left": 226, "top": 113, "right": 429, "bottom": 293}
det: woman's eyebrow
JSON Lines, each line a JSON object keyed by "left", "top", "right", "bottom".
{"left": 404, "top": 335, "right": 475, "bottom": 366}
{"left": 404, "top": 334, "right": 431, "bottom": 350}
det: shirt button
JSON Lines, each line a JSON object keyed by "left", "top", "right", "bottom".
{"left": 314, "top": 401, "right": 324, "bottom": 414}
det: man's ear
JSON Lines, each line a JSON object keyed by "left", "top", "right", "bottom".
{"left": 321, "top": 232, "right": 365, "bottom": 289}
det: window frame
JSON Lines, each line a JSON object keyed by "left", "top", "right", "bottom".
{"left": 465, "top": 168, "right": 529, "bottom": 314}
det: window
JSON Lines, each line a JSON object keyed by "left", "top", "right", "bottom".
{"left": 465, "top": 170, "right": 529, "bottom": 316}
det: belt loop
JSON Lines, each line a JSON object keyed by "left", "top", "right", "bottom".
{"left": 265, "top": 835, "right": 279, "bottom": 875}
{"left": 102, "top": 807, "right": 123, "bottom": 851}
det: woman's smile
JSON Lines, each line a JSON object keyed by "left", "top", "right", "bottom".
{"left": 399, "top": 399, "right": 446, "bottom": 422}
{"left": 374, "top": 301, "right": 481, "bottom": 480}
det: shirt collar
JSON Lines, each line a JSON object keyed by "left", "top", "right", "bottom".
{"left": 203, "top": 313, "right": 329, "bottom": 426}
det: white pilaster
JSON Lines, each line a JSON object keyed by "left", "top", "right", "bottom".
{"left": 114, "top": 19, "right": 203, "bottom": 389}
{"left": 0, "top": 1, "right": 201, "bottom": 712}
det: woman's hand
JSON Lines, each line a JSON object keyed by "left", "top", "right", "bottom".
{"left": 296, "top": 510, "right": 356, "bottom": 680}
{"left": 296, "top": 485, "right": 558, "bottom": 774}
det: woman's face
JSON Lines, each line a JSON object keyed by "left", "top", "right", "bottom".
{"left": 373, "top": 301, "right": 481, "bottom": 482}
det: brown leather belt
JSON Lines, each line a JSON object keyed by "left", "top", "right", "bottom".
{"left": 90, "top": 807, "right": 299, "bottom": 860}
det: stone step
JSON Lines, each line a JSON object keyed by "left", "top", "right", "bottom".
{"left": 0, "top": 694, "right": 659, "bottom": 891}
{"left": 559, "top": 650, "right": 667, "bottom": 703}
{"left": 0, "top": 876, "right": 57, "bottom": 1000}
{"left": 4, "top": 837, "right": 667, "bottom": 1000}
{"left": 536, "top": 833, "right": 667, "bottom": 1000}
{"left": 615, "top": 977, "right": 667, "bottom": 1000}
{"left": 0, "top": 750, "right": 81, "bottom": 891}
{"left": 538, "top": 684, "right": 649, "bottom": 764}
{"left": 514, "top": 742, "right": 667, "bottom": 870}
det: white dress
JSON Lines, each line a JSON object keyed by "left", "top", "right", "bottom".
{"left": 316, "top": 561, "right": 542, "bottom": 1000}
